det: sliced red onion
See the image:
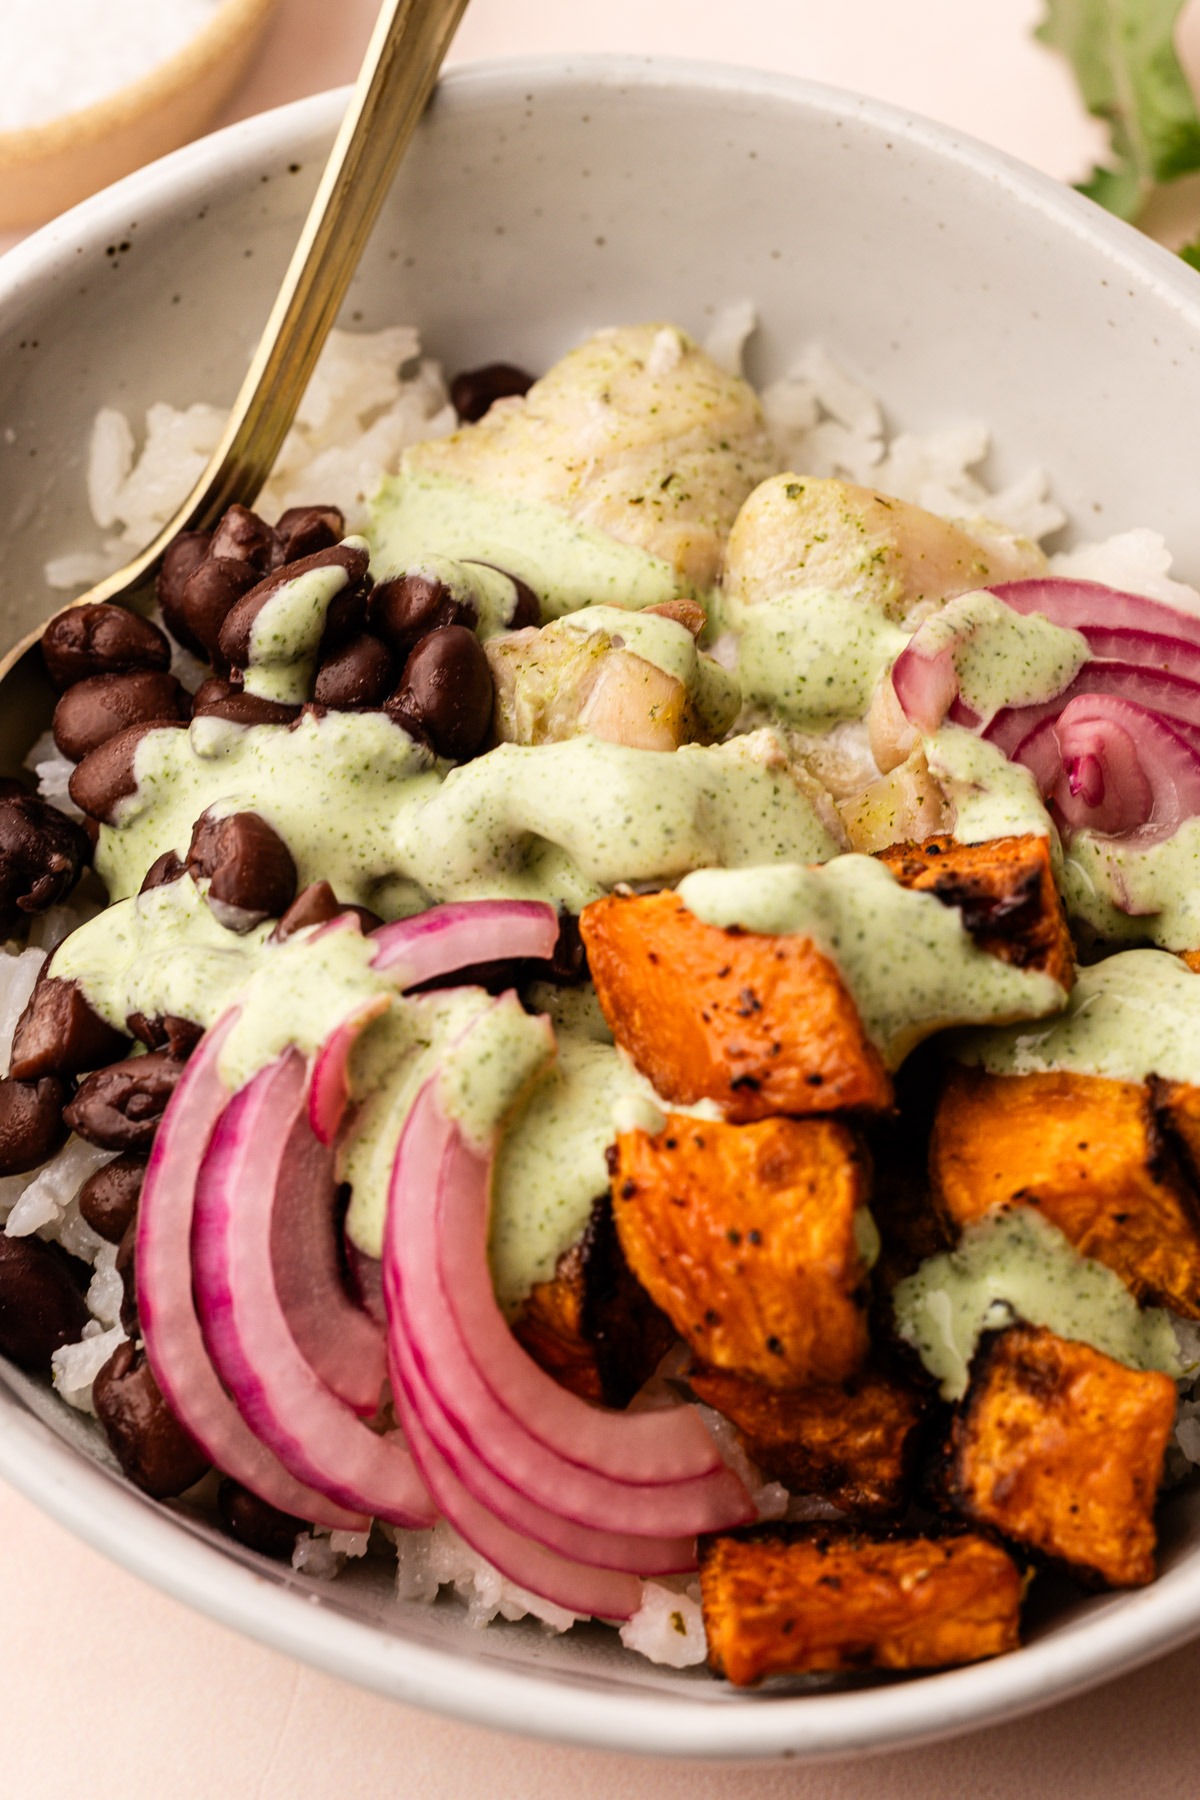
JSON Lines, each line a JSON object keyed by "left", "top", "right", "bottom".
{"left": 390, "top": 1356, "right": 644, "bottom": 1621}
{"left": 192, "top": 1053, "right": 434, "bottom": 1528}
{"left": 1009, "top": 697, "right": 1200, "bottom": 844}
{"left": 137, "top": 1016, "right": 364, "bottom": 1530}
{"left": 992, "top": 577, "right": 1200, "bottom": 653}
{"left": 389, "top": 1313, "right": 695, "bottom": 1574}
{"left": 345, "top": 1238, "right": 387, "bottom": 1327}
{"left": 307, "top": 991, "right": 393, "bottom": 1147}
{"left": 385, "top": 1054, "right": 751, "bottom": 1496}
{"left": 889, "top": 640, "right": 961, "bottom": 734}
{"left": 371, "top": 900, "right": 560, "bottom": 986}
{"left": 986, "top": 661, "right": 1200, "bottom": 757}
{"left": 267, "top": 1093, "right": 386, "bottom": 1417}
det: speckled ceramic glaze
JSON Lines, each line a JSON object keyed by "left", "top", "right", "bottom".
{"left": 3, "top": 57, "right": 1200, "bottom": 1761}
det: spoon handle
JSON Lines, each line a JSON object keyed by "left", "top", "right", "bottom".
{"left": 86, "top": 0, "right": 469, "bottom": 604}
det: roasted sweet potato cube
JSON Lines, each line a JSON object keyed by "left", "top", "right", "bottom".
{"left": 877, "top": 834, "right": 1074, "bottom": 989}
{"left": 932, "top": 1066, "right": 1200, "bottom": 1316}
{"left": 688, "top": 1365, "right": 926, "bottom": 1518}
{"left": 611, "top": 1112, "right": 870, "bottom": 1387}
{"left": 512, "top": 1196, "right": 676, "bottom": 1406}
{"left": 699, "top": 1525, "right": 1022, "bottom": 1684}
{"left": 580, "top": 890, "right": 892, "bottom": 1121}
{"left": 1155, "top": 1078, "right": 1200, "bottom": 1192}
{"left": 945, "top": 1324, "right": 1176, "bottom": 1588}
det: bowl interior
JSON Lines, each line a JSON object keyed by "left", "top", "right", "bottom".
{"left": 3, "top": 57, "right": 1200, "bottom": 1759}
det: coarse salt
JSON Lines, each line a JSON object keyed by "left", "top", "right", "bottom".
{"left": 0, "top": 0, "right": 222, "bottom": 134}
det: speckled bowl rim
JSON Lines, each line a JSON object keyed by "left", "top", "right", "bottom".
{"left": 5, "top": 56, "right": 1200, "bottom": 1762}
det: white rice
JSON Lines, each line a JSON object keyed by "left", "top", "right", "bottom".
{"left": 45, "top": 326, "right": 456, "bottom": 592}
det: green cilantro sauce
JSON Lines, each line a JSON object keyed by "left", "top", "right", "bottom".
{"left": 370, "top": 467, "right": 695, "bottom": 618}
{"left": 955, "top": 947, "right": 1200, "bottom": 1084}
{"left": 923, "top": 724, "right": 1057, "bottom": 849}
{"left": 913, "top": 590, "right": 1088, "bottom": 723}
{"left": 1062, "top": 820, "right": 1200, "bottom": 952}
{"left": 893, "top": 1207, "right": 1182, "bottom": 1399}
{"left": 725, "top": 587, "right": 907, "bottom": 729}
{"left": 96, "top": 711, "right": 438, "bottom": 914}
{"left": 389, "top": 731, "right": 841, "bottom": 910}
{"left": 675, "top": 855, "right": 1067, "bottom": 1066}
{"left": 243, "top": 545, "right": 365, "bottom": 703}
{"left": 96, "top": 719, "right": 834, "bottom": 921}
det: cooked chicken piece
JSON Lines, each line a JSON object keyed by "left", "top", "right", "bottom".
{"left": 933, "top": 1066, "right": 1200, "bottom": 1316}
{"left": 581, "top": 888, "right": 894, "bottom": 1121}
{"left": 406, "top": 325, "right": 776, "bottom": 589}
{"left": 688, "top": 1364, "right": 927, "bottom": 1519}
{"left": 840, "top": 746, "right": 952, "bottom": 851}
{"left": 723, "top": 475, "right": 1045, "bottom": 621}
{"left": 511, "top": 1196, "right": 676, "bottom": 1407}
{"left": 610, "top": 1111, "right": 871, "bottom": 1388}
{"left": 943, "top": 1324, "right": 1176, "bottom": 1588}
{"left": 486, "top": 606, "right": 739, "bottom": 752}
{"left": 699, "top": 1525, "right": 1023, "bottom": 1683}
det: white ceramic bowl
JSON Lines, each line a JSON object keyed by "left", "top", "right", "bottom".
{"left": 4, "top": 56, "right": 1200, "bottom": 1762}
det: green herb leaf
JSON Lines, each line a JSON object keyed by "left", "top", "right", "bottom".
{"left": 1038, "top": 0, "right": 1200, "bottom": 219}
{"left": 1178, "top": 237, "right": 1200, "bottom": 271}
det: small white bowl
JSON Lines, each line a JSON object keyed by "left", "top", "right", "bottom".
{"left": 0, "top": 0, "right": 281, "bottom": 232}
{"left": 4, "top": 56, "right": 1200, "bottom": 1761}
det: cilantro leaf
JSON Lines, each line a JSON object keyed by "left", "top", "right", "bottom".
{"left": 1038, "top": 0, "right": 1200, "bottom": 219}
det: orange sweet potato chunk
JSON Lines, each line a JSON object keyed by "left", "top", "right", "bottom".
{"left": 699, "top": 1525, "right": 1022, "bottom": 1684}
{"left": 932, "top": 1066, "right": 1200, "bottom": 1316}
{"left": 512, "top": 1201, "right": 676, "bottom": 1407}
{"left": 944, "top": 1325, "right": 1176, "bottom": 1588}
{"left": 580, "top": 890, "right": 892, "bottom": 1121}
{"left": 876, "top": 833, "right": 1074, "bottom": 989}
{"left": 688, "top": 1365, "right": 926, "bottom": 1519}
{"left": 611, "top": 1112, "right": 870, "bottom": 1388}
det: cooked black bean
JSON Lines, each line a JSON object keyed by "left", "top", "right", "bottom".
{"left": 217, "top": 1478, "right": 305, "bottom": 1559}
{"left": 52, "top": 670, "right": 188, "bottom": 762}
{"left": 63, "top": 1050, "right": 184, "bottom": 1151}
{"left": 9, "top": 976, "right": 130, "bottom": 1080}
{"left": 208, "top": 503, "right": 278, "bottom": 572}
{"left": 139, "top": 850, "right": 185, "bottom": 892}
{"left": 116, "top": 1214, "right": 138, "bottom": 1337}
{"left": 463, "top": 561, "right": 541, "bottom": 631}
{"left": 313, "top": 633, "right": 395, "bottom": 709}
{"left": 125, "top": 1011, "right": 203, "bottom": 1058}
{"left": 369, "top": 571, "right": 476, "bottom": 661}
{"left": 192, "top": 683, "right": 299, "bottom": 727}
{"left": 0, "top": 1235, "right": 90, "bottom": 1370}
{"left": 156, "top": 531, "right": 212, "bottom": 656}
{"left": 387, "top": 624, "right": 494, "bottom": 761}
{"left": 272, "top": 879, "right": 383, "bottom": 942}
{"left": 0, "top": 790, "right": 91, "bottom": 931}
{"left": 41, "top": 603, "right": 171, "bottom": 692}
{"left": 93, "top": 1342, "right": 210, "bottom": 1498}
{"left": 0, "top": 1074, "right": 68, "bottom": 1174}
{"left": 187, "top": 809, "right": 297, "bottom": 926}
{"left": 69, "top": 718, "right": 187, "bottom": 825}
{"left": 179, "top": 556, "right": 261, "bottom": 661}
{"left": 274, "top": 504, "right": 345, "bottom": 564}
{"left": 450, "top": 361, "right": 535, "bottom": 423}
{"left": 78, "top": 1152, "right": 145, "bottom": 1244}
{"left": 218, "top": 542, "right": 371, "bottom": 671}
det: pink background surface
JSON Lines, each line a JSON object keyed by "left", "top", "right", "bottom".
{"left": 6, "top": 1, "right": 1200, "bottom": 1792}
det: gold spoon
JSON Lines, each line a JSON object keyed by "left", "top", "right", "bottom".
{"left": 0, "top": 0, "right": 469, "bottom": 717}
